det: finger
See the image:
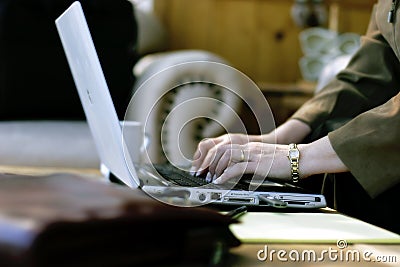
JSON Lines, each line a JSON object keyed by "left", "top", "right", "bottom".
{"left": 196, "top": 145, "right": 220, "bottom": 176}
{"left": 191, "top": 138, "right": 217, "bottom": 172}
{"left": 192, "top": 135, "right": 232, "bottom": 166}
{"left": 209, "top": 149, "right": 231, "bottom": 177}
{"left": 208, "top": 144, "right": 244, "bottom": 175}
{"left": 193, "top": 138, "right": 210, "bottom": 160}
{"left": 200, "top": 143, "right": 236, "bottom": 176}
{"left": 213, "top": 148, "right": 245, "bottom": 177}
{"left": 207, "top": 144, "right": 234, "bottom": 175}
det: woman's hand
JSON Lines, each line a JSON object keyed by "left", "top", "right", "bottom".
{"left": 200, "top": 136, "right": 349, "bottom": 184}
{"left": 190, "top": 119, "right": 312, "bottom": 180}
{"left": 207, "top": 142, "right": 291, "bottom": 184}
{"left": 191, "top": 133, "right": 261, "bottom": 177}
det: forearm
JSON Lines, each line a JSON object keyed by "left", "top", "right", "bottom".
{"left": 249, "top": 119, "right": 312, "bottom": 144}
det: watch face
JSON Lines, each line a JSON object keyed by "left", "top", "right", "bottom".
{"left": 289, "top": 150, "right": 300, "bottom": 158}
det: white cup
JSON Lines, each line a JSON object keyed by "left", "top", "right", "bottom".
{"left": 101, "top": 120, "right": 147, "bottom": 181}
{"left": 120, "top": 120, "right": 147, "bottom": 164}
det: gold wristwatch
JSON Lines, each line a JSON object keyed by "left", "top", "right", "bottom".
{"left": 287, "top": 143, "right": 300, "bottom": 183}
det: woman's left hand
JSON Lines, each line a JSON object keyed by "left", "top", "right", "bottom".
{"left": 207, "top": 142, "right": 292, "bottom": 184}
{"left": 208, "top": 136, "right": 349, "bottom": 184}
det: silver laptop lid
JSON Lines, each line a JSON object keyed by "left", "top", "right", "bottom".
{"left": 55, "top": 1, "right": 138, "bottom": 188}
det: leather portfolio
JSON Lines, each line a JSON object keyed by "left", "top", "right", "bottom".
{"left": 0, "top": 173, "right": 240, "bottom": 267}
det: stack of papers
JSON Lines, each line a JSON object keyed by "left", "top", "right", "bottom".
{"left": 230, "top": 212, "right": 400, "bottom": 244}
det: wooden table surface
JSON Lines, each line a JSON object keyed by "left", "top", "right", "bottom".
{"left": 1, "top": 165, "right": 399, "bottom": 266}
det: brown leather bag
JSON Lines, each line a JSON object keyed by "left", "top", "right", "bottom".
{"left": 0, "top": 173, "right": 240, "bottom": 267}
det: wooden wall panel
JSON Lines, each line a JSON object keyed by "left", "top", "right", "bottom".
{"left": 154, "top": 0, "right": 375, "bottom": 84}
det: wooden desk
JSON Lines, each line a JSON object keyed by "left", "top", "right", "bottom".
{"left": 1, "top": 165, "right": 399, "bottom": 266}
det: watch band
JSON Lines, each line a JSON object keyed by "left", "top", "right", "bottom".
{"left": 288, "top": 143, "right": 300, "bottom": 183}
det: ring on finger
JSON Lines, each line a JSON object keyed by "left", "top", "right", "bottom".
{"left": 240, "top": 149, "right": 245, "bottom": 162}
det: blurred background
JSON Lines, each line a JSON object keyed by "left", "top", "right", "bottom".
{"left": 142, "top": 0, "right": 376, "bottom": 125}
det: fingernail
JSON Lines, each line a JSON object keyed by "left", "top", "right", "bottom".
{"left": 195, "top": 171, "right": 202, "bottom": 177}
{"left": 212, "top": 174, "right": 217, "bottom": 181}
{"left": 206, "top": 172, "right": 212, "bottom": 183}
{"left": 189, "top": 166, "right": 196, "bottom": 176}
{"left": 213, "top": 177, "right": 222, "bottom": 184}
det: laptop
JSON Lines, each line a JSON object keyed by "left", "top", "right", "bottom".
{"left": 55, "top": 1, "right": 327, "bottom": 209}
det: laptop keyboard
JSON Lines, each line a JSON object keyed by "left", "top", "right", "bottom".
{"left": 153, "top": 163, "right": 249, "bottom": 190}
{"left": 153, "top": 164, "right": 208, "bottom": 187}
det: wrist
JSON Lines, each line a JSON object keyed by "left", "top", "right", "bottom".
{"left": 298, "top": 137, "right": 349, "bottom": 178}
{"left": 287, "top": 143, "right": 301, "bottom": 182}
{"left": 286, "top": 143, "right": 320, "bottom": 180}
